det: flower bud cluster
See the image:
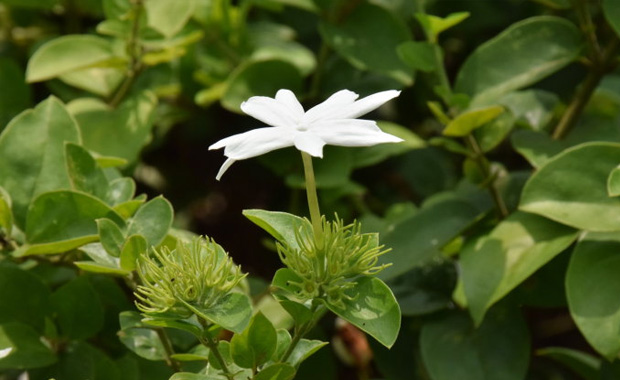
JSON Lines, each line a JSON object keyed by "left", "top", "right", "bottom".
{"left": 135, "top": 237, "right": 246, "bottom": 317}
{"left": 277, "top": 217, "right": 390, "bottom": 309}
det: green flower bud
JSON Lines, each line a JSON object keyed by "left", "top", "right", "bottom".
{"left": 135, "top": 236, "right": 246, "bottom": 318}
{"left": 276, "top": 216, "right": 390, "bottom": 306}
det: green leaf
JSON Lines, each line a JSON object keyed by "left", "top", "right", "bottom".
{"left": 68, "top": 92, "right": 157, "bottom": 164}
{"left": 59, "top": 67, "right": 124, "bottom": 97}
{"left": 443, "top": 106, "right": 504, "bottom": 137}
{"left": 120, "top": 234, "right": 147, "bottom": 271}
{"left": 397, "top": 41, "right": 437, "bottom": 72}
{"left": 105, "top": 177, "right": 136, "bottom": 206}
{"left": 279, "top": 300, "right": 313, "bottom": 326}
{"left": 51, "top": 276, "right": 104, "bottom": 339}
{"left": 75, "top": 242, "right": 130, "bottom": 276}
{"left": 0, "top": 96, "right": 81, "bottom": 228}
{"left": 65, "top": 143, "right": 109, "bottom": 199}
{"left": 144, "top": 0, "right": 196, "bottom": 38}
{"left": 603, "top": 0, "right": 620, "bottom": 38}
{"left": 243, "top": 209, "right": 311, "bottom": 250}
{"left": 0, "top": 187, "right": 12, "bottom": 235}
{"left": 415, "top": 12, "right": 470, "bottom": 42}
{"left": 170, "top": 373, "right": 222, "bottom": 380}
{"left": 420, "top": 308, "right": 530, "bottom": 380}
{"left": 272, "top": 268, "right": 304, "bottom": 296}
{"left": 319, "top": 4, "right": 412, "bottom": 85}
{"left": 566, "top": 232, "right": 620, "bottom": 359}
{"left": 26, "top": 35, "right": 120, "bottom": 83}
{"left": 126, "top": 197, "right": 173, "bottom": 247}
{"left": 20, "top": 190, "right": 124, "bottom": 256}
{"left": 141, "top": 317, "right": 202, "bottom": 338}
{"left": 520, "top": 142, "right": 620, "bottom": 231}
{"left": 608, "top": 165, "right": 620, "bottom": 197}
{"left": 536, "top": 347, "right": 600, "bottom": 380}
{"left": 221, "top": 60, "right": 303, "bottom": 113}
{"left": 0, "top": 265, "right": 52, "bottom": 330}
{"left": 460, "top": 212, "right": 578, "bottom": 325}
{"left": 378, "top": 198, "right": 482, "bottom": 280}
{"left": 103, "top": 0, "right": 130, "bottom": 19}
{"left": 0, "top": 58, "right": 31, "bottom": 130}
{"left": 510, "top": 129, "right": 564, "bottom": 168}
{"left": 499, "top": 90, "right": 559, "bottom": 131}
{"left": 454, "top": 16, "right": 582, "bottom": 106}
{"left": 255, "top": 363, "right": 296, "bottom": 380}
{"left": 285, "top": 339, "right": 327, "bottom": 367}
{"left": 352, "top": 121, "right": 425, "bottom": 168}
{"left": 231, "top": 312, "right": 277, "bottom": 368}
{"left": 326, "top": 277, "right": 401, "bottom": 348}
{"left": 181, "top": 292, "right": 252, "bottom": 333}
{"left": 97, "top": 218, "right": 125, "bottom": 257}
{"left": 473, "top": 112, "right": 516, "bottom": 153}
{"left": 0, "top": 322, "right": 57, "bottom": 370}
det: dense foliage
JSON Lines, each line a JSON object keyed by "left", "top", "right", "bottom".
{"left": 1, "top": 0, "right": 620, "bottom": 379}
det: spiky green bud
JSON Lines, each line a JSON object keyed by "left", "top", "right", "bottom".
{"left": 135, "top": 236, "right": 246, "bottom": 318}
{"left": 277, "top": 216, "right": 390, "bottom": 309}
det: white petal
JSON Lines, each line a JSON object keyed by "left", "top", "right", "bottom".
{"left": 313, "top": 119, "right": 403, "bottom": 147}
{"left": 215, "top": 157, "right": 236, "bottom": 181}
{"left": 304, "top": 90, "right": 359, "bottom": 122}
{"left": 209, "top": 127, "right": 295, "bottom": 159}
{"left": 335, "top": 90, "right": 401, "bottom": 119}
{"left": 241, "top": 95, "right": 300, "bottom": 128}
{"left": 293, "top": 132, "right": 326, "bottom": 158}
{"left": 275, "top": 89, "right": 305, "bottom": 117}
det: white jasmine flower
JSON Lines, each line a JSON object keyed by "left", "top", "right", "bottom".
{"left": 209, "top": 89, "right": 403, "bottom": 180}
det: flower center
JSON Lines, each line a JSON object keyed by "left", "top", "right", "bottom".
{"left": 296, "top": 121, "right": 310, "bottom": 132}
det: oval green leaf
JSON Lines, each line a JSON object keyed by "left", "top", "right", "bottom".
{"left": 455, "top": 16, "right": 582, "bottom": 106}
{"left": 443, "top": 106, "right": 504, "bottom": 137}
{"left": 520, "top": 142, "right": 620, "bottom": 231}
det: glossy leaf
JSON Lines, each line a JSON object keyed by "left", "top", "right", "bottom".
{"left": 0, "top": 97, "right": 81, "bottom": 228}
{"left": 51, "top": 276, "right": 104, "bottom": 339}
{"left": 126, "top": 197, "right": 174, "bottom": 247}
{"left": 0, "top": 265, "right": 52, "bottom": 330}
{"left": 75, "top": 242, "right": 130, "bottom": 276}
{"left": 243, "top": 209, "right": 311, "bottom": 250}
{"left": 420, "top": 308, "right": 530, "bottom": 380}
{"left": 255, "top": 363, "right": 296, "bottom": 380}
{"left": 416, "top": 12, "right": 470, "bottom": 42}
{"left": 231, "top": 312, "right": 277, "bottom": 368}
{"left": 105, "top": 177, "right": 136, "bottom": 206}
{"left": 120, "top": 234, "right": 147, "bottom": 271}
{"left": 97, "top": 218, "right": 124, "bottom": 257}
{"left": 499, "top": 90, "right": 559, "bottom": 131}
{"left": 320, "top": 4, "right": 412, "bottom": 85}
{"left": 20, "top": 190, "right": 124, "bottom": 256}
{"left": 326, "top": 277, "right": 401, "bottom": 348}
{"left": 285, "top": 339, "right": 327, "bottom": 367}
{"left": 26, "top": 35, "right": 120, "bottom": 82}
{"left": 379, "top": 198, "right": 481, "bottom": 280}
{"left": 520, "top": 142, "right": 620, "bottom": 231}
{"left": 65, "top": 143, "right": 109, "bottom": 199}
{"left": 0, "top": 322, "right": 56, "bottom": 370}
{"left": 59, "top": 67, "right": 124, "bottom": 97}
{"left": 443, "top": 106, "right": 504, "bottom": 137}
{"left": 68, "top": 92, "right": 157, "bottom": 164}
{"left": 397, "top": 41, "right": 437, "bottom": 72}
{"left": 510, "top": 129, "right": 564, "bottom": 168}
{"left": 473, "top": 112, "right": 515, "bottom": 152}
{"left": 144, "top": 0, "right": 195, "bottom": 38}
{"left": 181, "top": 292, "right": 252, "bottom": 333}
{"left": 566, "top": 232, "right": 620, "bottom": 359}
{"left": 461, "top": 212, "right": 578, "bottom": 324}
{"left": 455, "top": 17, "right": 582, "bottom": 106}
{"left": 118, "top": 312, "right": 167, "bottom": 361}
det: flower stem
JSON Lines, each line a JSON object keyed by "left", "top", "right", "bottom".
{"left": 279, "top": 302, "right": 322, "bottom": 363}
{"left": 200, "top": 331, "right": 235, "bottom": 380}
{"left": 301, "top": 152, "right": 324, "bottom": 248}
{"left": 155, "top": 328, "right": 181, "bottom": 372}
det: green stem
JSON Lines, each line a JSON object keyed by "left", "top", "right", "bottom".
{"left": 552, "top": 38, "right": 619, "bottom": 140}
{"left": 301, "top": 152, "right": 324, "bottom": 248}
{"left": 155, "top": 328, "right": 181, "bottom": 372}
{"left": 465, "top": 135, "right": 509, "bottom": 219}
{"left": 109, "top": 0, "right": 143, "bottom": 108}
{"left": 279, "top": 302, "right": 321, "bottom": 363}
{"left": 200, "top": 332, "right": 234, "bottom": 380}
{"left": 573, "top": 0, "right": 601, "bottom": 61}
